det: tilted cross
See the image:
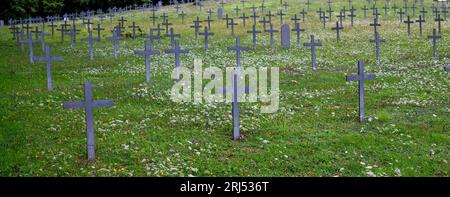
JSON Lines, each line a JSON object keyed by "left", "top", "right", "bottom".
{"left": 369, "top": 31, "right": 385, "bottom": 66}
{"left": 303, "top": 35, "right": 322, "bottom": 71}
{"left": 63, "top": 81, "right": 114, "bottom": 161}
{"left": 20, "top": 33, "right": 39, "bottom": 64}
{"left": 346, "top": 60, "right": 376, "bottom": 123}
{"left": 428, "top": 28, "right": 441, "bottom": 64}
{"left": 292, "top": 22, "right": 305, "bottom": 48}
{"left": 198, "top": 27, "right": 214, "bottom": 51}
{"left": 164, "top": 40, "right": 190, "bottom": 80}
{"left": 332, "top": 21, "right": 344, "bottom": 42}
{"left": 81, "top": 31, "right": 99, "bottom": 61}
{"left": 33, "top": 46, "right": 63, "bottom": 91}
{"left": 265, "top": 23, "right": 278, "bottom": 48}
{"left": 134, "top": 40, "right": 160, "bottom": 82}
{"left": 247, "top": 24, "right": 261, "bottom": 49}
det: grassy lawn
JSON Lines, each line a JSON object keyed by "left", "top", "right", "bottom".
{"left": 0, "top": 0, "right": 448, "bottom": 177}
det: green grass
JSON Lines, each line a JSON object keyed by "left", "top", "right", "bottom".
{"left": 0, "top": 0, "right": 449, "bottom": 177}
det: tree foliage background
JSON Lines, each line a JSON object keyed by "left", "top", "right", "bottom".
{"left": 0, "top": 0, "right": 172, "bottom": 20}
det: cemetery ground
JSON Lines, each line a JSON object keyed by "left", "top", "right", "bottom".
{"left": 0, "top": 1, "right": 449, "bottom": 177}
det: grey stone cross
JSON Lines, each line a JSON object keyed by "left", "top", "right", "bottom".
{"left": 198, "top": 27, "right": 214, "bottom": 52}
{"left": 332, "top": 21, "right": 343, "bottom": 42}
{"left": 303, "top": 35, "right": 322, "bottom": 71}
{"left": 134, "top": 40, "right": 160, "bottom": 82}
{"left": 428, "top": 28, "right": 441, "bottom": 64}
{"left": 247, "top": 24, "right": 261, "bottom": 49}
{"left": 63, "top": 81, "right": 114, "bottom": 161}
{"left": 81, "top": 31, "right": 99, "bottom": 61}
{"left": 369, "top": 31, "right": 385, "bottom": 66}
{"left": 164, "top": 40, "right": 190, "bottom": 80}
{"left": 33, "top": 46, "right": 63, "bottom": 91}
{"left": 20, "top": 33, "right": 39, "bottom": 64}
{"left": 265, "top": 23, "right": 278, "bottom": 48}
{"left": 292, "top": 23, "right": 305, "bottom": 48}
{"left": 346, "top": 60, "right": 376, "bottom": 123}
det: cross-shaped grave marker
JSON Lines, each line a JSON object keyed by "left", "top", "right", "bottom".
{"left": 69, "top": 24, "right": 80, "bottom": 48}
{"left": 265, "top": 23, "right": 278, "bottom": 48}
{"left": 134, "top": 40, "right": 160, "bottom": 82}
{"left": 303, "top": 35, "right": 322, "bottom": 71}
{"left": 247, "top": 24, "right": 261, "bottom": 49}
{"left": 63, "top": 81, "right": 114, "bottom": 161}
{"left": 199, "top": 27, "right": 214, "bottom": 52}
{"left": 81, "top": 31, "right": 99, "bottom": 61}
{"left": 20, "top": 33, "right": 39, "bottom": 64}
{"left": 93, "top": 24, "right": 104, "bottom": 40}
{"left": 348, "top": 6, "right": 357, "bottom": 27}
{"left": 106, "top": 28, "right": 122, "bottom": 59}
{"left": 346, "top": 60, "right": 376, "bottom": 123}
{"left": 165, "top": 40, "right": 190, "bottom": 80}
{"left": 204, "top": 16, "right": 214, "bottom": 29}
{"left": 416, "top": 15, "right": 425, "bottom": 36}
{"left": 33, "top": 46, "right": 63, "bottom": 91}
{"left": 144, "top": 28, "right": 161, "bottom": 49}
{"left": 292, "top": 22, "right": 305, "bottom": 48}
{"left": 428, "top": 28, "right": 441, "bottom": 64}
{"left": 239, "top": 13, "right": 249, "bottom": 27}
{"left": 162, "top": 19, "right": 173, "bottom": 34}
{"left": 332, "top": 21, "right": 344, "bottom": 42}
{"left": 404, "top": 16, "right": 414, "bottom": 36}
{"left": 190, "top": 17, "right": 203, "bottom": 40}
{"left": 179, "top": 10, "right": 186, "bottom": 24}
{"left": 300, "top": 8, "right": 308, "bottom": 21}
{"left": 369, "top": 31, "right": 385, "bottom": 66}
{"left": 228, "top": 18, "right": 238, "bottom": 36}
{"left": 434, "top": 14, "right": 444, "bottom": 34}
{"left": 225, "top": 37, "right": 250, "bottom": 140}
{"left": 128, "top": 22, "right": 140, "bottom": 39}
{"left": 164, "top": 27, "right": 180, "bottom": 48}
